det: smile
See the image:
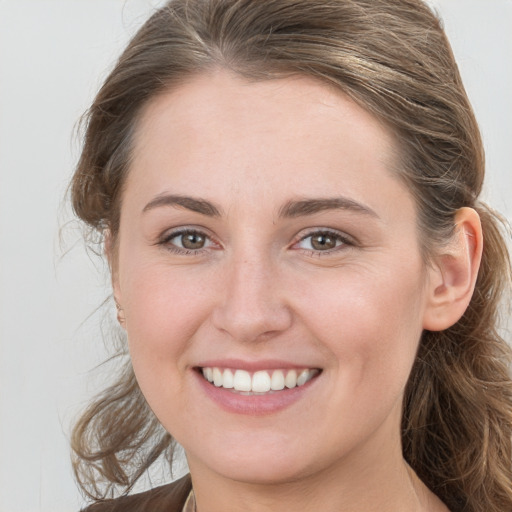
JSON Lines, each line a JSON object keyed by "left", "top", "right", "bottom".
{"left": 200, "top": 367, "right": 320, "bottom": 394}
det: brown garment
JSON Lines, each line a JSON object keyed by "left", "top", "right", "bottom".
{"left": 81, "top": 474, "right": 192, "bottom": 512}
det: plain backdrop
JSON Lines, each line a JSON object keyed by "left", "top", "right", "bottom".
{"left": 0, "top": 1, "right": 511, "bottom": 510}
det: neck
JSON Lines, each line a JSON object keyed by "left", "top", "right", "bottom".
{"left": 188, "top": 435, "right": 449, "bottom": 512}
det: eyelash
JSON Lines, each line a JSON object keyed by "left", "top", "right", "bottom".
{"left": 158, "top": 228, "right": 218, "bottom": 255}
{"left": 293, "top": 229, "right": 354, "bottom": 256}
{"left": 157, "top": 227, "right": 354, "bottom": 256}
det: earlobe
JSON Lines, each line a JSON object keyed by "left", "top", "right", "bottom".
{"left": 115, "top": 297, "right": 126, "bottom": 327}
{"left": 422, "top": 207, "right": 483, "bottom": 331}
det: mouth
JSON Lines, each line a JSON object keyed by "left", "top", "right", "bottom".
{"left": 197, "top": 367, "right": 321, "bottom": 394}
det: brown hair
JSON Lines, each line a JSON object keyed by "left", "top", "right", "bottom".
{"left": 70, "top": 1, "right": 512, "bottom": 510}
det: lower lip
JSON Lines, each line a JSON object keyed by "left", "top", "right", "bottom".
{"left": 194, "top": 370, "right": 320, "bottom": 416}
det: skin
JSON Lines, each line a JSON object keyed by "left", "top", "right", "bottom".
{"left": 111, "top": 70, "right": 481, "bottom": 511}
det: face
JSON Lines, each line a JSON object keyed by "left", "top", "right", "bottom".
{"left": 113, "top": 70, "right": 436, "bottom": 485}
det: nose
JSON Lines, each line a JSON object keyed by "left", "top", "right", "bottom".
{"left": 211, "top": 251, "right": 293, "bottom": 343}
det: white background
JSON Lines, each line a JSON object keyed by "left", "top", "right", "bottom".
{"left": 0, "top": 1, "right": 511, "bottom": 510}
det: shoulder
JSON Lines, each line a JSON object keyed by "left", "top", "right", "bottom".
{"left": 81, "top": 474, "right": 192, "bottom": 512}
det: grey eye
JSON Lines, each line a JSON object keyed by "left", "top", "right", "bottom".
{"left": 297, "top": 231, "right": 345, "bottom": 251}
{"left": 309, "top": 233, "right": 338, "bottom": 250}
{"left": 165, "top": 230, "right": 214, "bottom": 251}
{"left": 174, "top": 232, "right": 207, "bottom": 250}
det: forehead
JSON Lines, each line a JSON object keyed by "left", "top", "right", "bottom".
{"left": 128, "top": 70, "right": 409, "bottom": 217}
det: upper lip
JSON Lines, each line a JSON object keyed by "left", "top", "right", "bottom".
{"left": 195, "top": 358, "right": 320, "bottom": 372}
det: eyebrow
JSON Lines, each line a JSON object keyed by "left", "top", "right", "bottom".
{"left": 142, "top": 193, "right": 378, "bottom": 219}
{"left": 142, "top": 194, "right": 222, "bottom": 216}
{"left": 279, "top": 197, "right": 379, "bottom": 219}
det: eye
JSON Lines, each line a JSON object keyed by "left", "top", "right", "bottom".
{"left": 160, "top": 228, "right": 217, "bottom": 253}
{"left": 173, "top": 231, "right": 207, "bottom": 250}
{"left": 294, "top": 230, "right": 352, "bottom": 253}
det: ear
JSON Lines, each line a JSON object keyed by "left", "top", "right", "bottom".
{"left": 422, "top": 207, "right": 483, "bottom": 331}
{"left": 105, "top": 230, "right": 125, "bottom": 328}
{"left": 104, "top": 229, "right": 117, "bottom": 282}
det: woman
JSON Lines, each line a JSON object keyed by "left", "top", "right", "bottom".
{"left": 70, "top": 1, "right": 512, "bottom": 511}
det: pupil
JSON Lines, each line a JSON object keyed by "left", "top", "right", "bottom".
{"left": 182, "top": 233, "right": 205, "bottom": 249}
{"left": 312, "top": 234, "right": 336, "bottom": 250}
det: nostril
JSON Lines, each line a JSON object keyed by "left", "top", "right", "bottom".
{"left": 211, "top": 301, "right": 293, "bottom": 343}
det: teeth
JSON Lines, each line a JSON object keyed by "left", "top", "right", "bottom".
{"left": 233, "top": 369, "right": 252, "bottom": 392}
{"left": 270, "top": 370, "right": 285, "bottom": 391}
{"left": 204, "top": 367, "right": 213, "bottom": 383}
{"left": 285, "top": 369, "right": 297, "bottom": 389}
{"left": 296, "top": 369, "right": 310, "bottom": 387}
{"left": 213, "top": 367, "right": 223, "bottom": 387}
{"left": 252, "top": 371, "right": 271, "bottom": 393}
{"left": 222, "top": 369, "right": 234, "bottom": 389}
{"left": 201, "top": 367, "right": 318, "bottom": 393}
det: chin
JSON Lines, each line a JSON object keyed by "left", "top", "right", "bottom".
{"left": 207, "top": 457, "right": 314, "bottom": 486}
{"left": 184, "top": 429, "right": 333, "bottom": 487}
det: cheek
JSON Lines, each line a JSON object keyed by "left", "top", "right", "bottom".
{"left": 120, "top": 264, "right": 217, "bottom": 419}
{"left": 121, "top": 263, "right": 214, "bottom": 364}
{"left": 293, "top": 262, "right": 425, "bottom": 388}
